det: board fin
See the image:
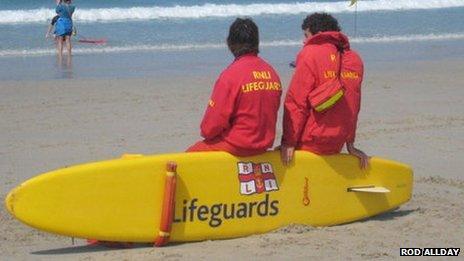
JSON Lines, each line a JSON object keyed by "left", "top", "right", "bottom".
{"left": 347, "top": 185, "right": 390, "bottom": 193}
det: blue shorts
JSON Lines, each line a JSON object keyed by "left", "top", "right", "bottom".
{"left": 54, "top": 17, "right": 73, "bottom": 36}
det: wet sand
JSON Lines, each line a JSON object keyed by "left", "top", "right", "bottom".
{"left": 1, "top": 58, "right": 463, "bottom": 260}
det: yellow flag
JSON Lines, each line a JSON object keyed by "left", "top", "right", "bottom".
{"left": 350, "top": 0, "right": 358, "bottom": 6}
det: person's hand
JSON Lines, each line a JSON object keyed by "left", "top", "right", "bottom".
{"left": 347, "top": 143, "right": 369, "bottom": 169}
{"left": 280, "top": 145, "right": 295, "bottom": 166}
{"left": 45, "top": 33, "right": 50, "bottom": 39}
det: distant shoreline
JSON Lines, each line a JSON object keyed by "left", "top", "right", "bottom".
{"left": 1, "top": 38, "right": 464, "bottom": 82}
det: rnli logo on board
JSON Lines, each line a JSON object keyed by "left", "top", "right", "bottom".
{"left": 237, "top": 162, "right": 279, "bottom": 195}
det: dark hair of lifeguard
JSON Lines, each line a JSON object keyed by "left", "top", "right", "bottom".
{"left": 301, "top": 13, "right": 341, "bottom": 35}
{"left": 227, "top": 18, "right": 259, "bottom": 58}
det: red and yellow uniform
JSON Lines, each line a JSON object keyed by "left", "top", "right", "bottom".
{"left": 282, "top": 31, "right": 364, "bottom": 154}
{"left": 188, "top": 53, "right": 282, "bottom": 156}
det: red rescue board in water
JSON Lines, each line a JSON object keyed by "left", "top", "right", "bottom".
{"left": 78, "top": 38, "right": 107, "bottom": 44}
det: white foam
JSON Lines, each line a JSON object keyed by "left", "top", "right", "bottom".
{"left": 0, "top": 43, "right": 224, "bottom": 57}
{"left": 1, "top": 33, "right": 463, "bottom": 58}
{"left": 261, "top": 33, "right": 464, "bottom": 46}
{"left": 352, "top": 33, "right": 464, "bottom": 43}
{"left": 1, "top": 0, "right": 463, "bottom": 24}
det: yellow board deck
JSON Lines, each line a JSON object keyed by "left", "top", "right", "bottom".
{"left": 5, "top": 151, "right": 413, "bottom": 242}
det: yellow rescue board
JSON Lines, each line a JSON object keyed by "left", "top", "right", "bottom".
{"left": 5, "top": 151, "right": 413, "bottom": 243}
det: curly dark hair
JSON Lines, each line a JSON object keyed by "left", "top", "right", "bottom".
{"left": 227, "top": 18, "right": 259, "bottom": 58}
{"left": 301, "top": 13, "right": 341, "bottom": 35}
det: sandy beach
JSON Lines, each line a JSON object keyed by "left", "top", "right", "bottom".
{"left": 1, "top": 58, "right": 463, "bottom": 260}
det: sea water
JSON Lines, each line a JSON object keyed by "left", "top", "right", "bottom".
{"left": 0, "top": 0, "right": 463, "bottom": 80}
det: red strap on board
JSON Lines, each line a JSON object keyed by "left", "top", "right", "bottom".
{"left": 154, "top": 161, "right": 177, "bottom": 247}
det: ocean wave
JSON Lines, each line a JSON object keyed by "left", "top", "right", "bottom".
{"left": 1, "top": 0, "right": 464, "bottom": 24}
{"left": 1, "top": 33, "right": 463, "bottom": 58}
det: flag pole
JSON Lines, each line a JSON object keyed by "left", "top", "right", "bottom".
{"left": 354, "top": 1, "right": 358, "bottom": 38}
{"left": 350, "top": 0, "right": 359, "bottom": 39}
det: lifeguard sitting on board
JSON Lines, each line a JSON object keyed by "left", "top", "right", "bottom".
{"left": 280, "top": 13, "right": 369, "bottom": 168}
{"left": 187, "top": 18, "right": 282, "bottom": 156}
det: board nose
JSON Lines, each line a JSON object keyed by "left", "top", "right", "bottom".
{"left": 5, "top": 189, "right": 16, "bottom": 215}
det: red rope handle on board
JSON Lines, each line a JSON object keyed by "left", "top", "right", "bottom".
{"left": 154, "top": 162, "right": 177, "bottom": 247}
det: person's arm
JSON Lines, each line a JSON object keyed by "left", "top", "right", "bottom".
{"left": 200, "top": 75, "right": 237, "bottom": 140}
{"left": 346, "top": 63, "right": 363, "bottom": 144}
{"left": 346, "top": 142, "right": 369, "bottom": 169}
{"left": 46, "top": 15, "right": 59, "bottom": 38}
{"left": 281, "top": 55, "right": 316, "bottom": 165}
{"left": 46, "top": 24, "right": 53, "bottom": 38}
{"left": 346, "top": 57, "right": 366, "bottom": 168}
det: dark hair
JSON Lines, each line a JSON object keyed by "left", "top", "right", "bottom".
{"left": 227, "top": 18, "right": 259, "bottom": 58}
{"left": 301, "top": 13, "right": 341, "bottom": 35}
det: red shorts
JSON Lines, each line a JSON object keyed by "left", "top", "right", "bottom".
{"left": 186, "top": 139, "right": 266, "bottom": 157}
